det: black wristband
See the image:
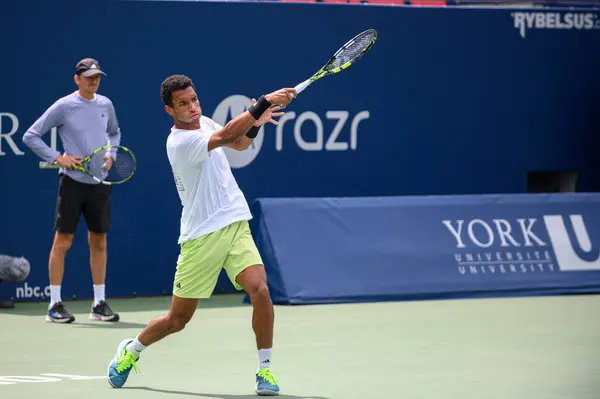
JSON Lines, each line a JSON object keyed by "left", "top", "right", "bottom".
{"left": 246, "top": 125, "right": 260, "bottom": 139}
{"left": 247, "top": 95, "right": 271, "bottom": 120}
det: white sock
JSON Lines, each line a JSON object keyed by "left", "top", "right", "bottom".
{"left": 49, "top": 285, "right": 61, "bottom": 307}
{"left": 258, "top": 348, "right": 272, "bottom": 371}
{"left": 125, "top": 336, "right": 147, "bottom": 357}
{"left": 93, "top": 284, "right": 105, "bottom": 306}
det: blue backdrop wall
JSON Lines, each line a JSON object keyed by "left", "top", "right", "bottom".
{"left": 1, "top": 0, "right": 599, "bottom": 301}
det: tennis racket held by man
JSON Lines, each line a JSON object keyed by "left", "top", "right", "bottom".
{"left": 289, "top": 29, "right": 378, "bottom": 99}
{"left": 39, "top": 145, "right": 137, "bottom": 185}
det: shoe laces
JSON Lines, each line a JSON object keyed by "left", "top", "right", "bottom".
{"left": 257, "top": 368, "right": 278, "bottom": 385}
{"left": 116, "top": 350, "right": 140, "bottom": 374}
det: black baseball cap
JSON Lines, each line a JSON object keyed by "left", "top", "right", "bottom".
{"left": 75, "top": 58, "right": 107, "bottom": 77}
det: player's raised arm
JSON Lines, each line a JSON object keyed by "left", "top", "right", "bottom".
{"left": 226, "top": 99, "right": 285, "bottom": 152}
{"left": 208, "top": 88, "right": 296, "bottom": 151}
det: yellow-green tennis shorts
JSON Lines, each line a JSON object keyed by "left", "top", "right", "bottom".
{"left": 173, "top": 220, "right": 263, "bottom": 299}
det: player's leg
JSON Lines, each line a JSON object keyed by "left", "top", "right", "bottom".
{"left": 237, "top": 266, "right": 274, "bottom": 350}
{"left": 137, "top": 295, "right": 199, "bottom": 346}
{"left": 83, "top": 182, "right": 119, "bottom": 321}
{"left": 223, "top": 221, "right": 279, "bottom": 396}
{"left": 46, "top": 175, "right": 83, "bottom": 323}
{"left": 106, "top": 295, "right": 198, "bottom": 388}
{"left": 106, "top": 227, "right": 229, "bottom": 388}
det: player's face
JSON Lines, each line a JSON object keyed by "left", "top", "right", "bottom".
{"left": 75, "top": 73, "right": 101, "bottom": 95}
{"left": 167, "top": 86, "right": 202, "bottom": 126}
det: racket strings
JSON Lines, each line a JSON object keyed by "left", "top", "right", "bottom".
{"left": 329, "top": 32, "right": 375, "bottom": 71}
{"left": 109, "top": 153, "right": 136, "bottom": 181}
{"left": 87, "top": 149, "right": 136, "bottom": 183}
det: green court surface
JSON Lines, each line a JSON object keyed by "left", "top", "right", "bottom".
{"left": 1, "top": 293, "right": 599, "bottom": 399}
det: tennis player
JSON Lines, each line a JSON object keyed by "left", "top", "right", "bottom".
{"left": 107, "top": 75, "right": 295, "bottom": 396}
{"left": 22, "top": 58, "right": 121, "bottom": 323}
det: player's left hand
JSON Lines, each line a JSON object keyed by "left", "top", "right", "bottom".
{"left": 103, "top": 153, "right": 113, "bottom": 172}
{"left": 253, "top": 98, "right": 284, "bottom": 127}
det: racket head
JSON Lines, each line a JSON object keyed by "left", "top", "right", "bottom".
{"left": 84, "top": 145, "right": 137, "bottom": 185}
{"left": 316, "top": 29, "right": 378, "bottom": 80}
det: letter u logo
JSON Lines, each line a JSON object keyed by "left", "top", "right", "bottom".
{"left": 543, "top": 215, "right": 600, "bottom": 271}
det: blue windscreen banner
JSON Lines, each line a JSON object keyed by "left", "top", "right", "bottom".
{"left": 249, "top": 194, "right": 600, "bottom": 304}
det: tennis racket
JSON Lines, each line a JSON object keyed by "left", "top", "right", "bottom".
{"left": 289, "top": 29, "right": 377, "bottom": 99}
{"left": 39, "top": 145, "right": 137, "bottom": 185}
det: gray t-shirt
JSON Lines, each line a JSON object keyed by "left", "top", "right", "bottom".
{"left": 22, "top": 91, "right": 122, "bottom": 185}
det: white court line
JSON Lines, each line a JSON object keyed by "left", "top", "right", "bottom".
{"left": 0, "top": 374, "right": 105, "bottom": 386}
{"left": 40, "top": 374, "right": 105, "bottom": 380}
{"left": 0, "top": 376, "right": 61, "bottom": 383}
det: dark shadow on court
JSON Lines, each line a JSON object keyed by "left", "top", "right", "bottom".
{"left": 124, "top": 386, "right": 329, "bottom": 399}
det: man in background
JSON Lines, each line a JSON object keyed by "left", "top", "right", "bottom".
{"left": 22, "top": 58, "right": 121, "bottom": 323}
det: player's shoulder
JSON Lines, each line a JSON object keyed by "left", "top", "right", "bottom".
{"left": 53, "top": 92, "right": 78, "bottom": 107}
{"left": 166, "top": 127, "right": 180, "bottom": 145}
{"left": 200, "top": 115, "right": 215, "bottom": 124}
{"left": 95, "top": 93, "right": 115, "bottom": 107}
{"left": 167, "top": 127, "right": 196, "bottom": 147}
{"left": 200, "top": 115, "right": 222, "bottom": 131}
{"left": 166, "top": 127, "right": 197, "bottom": 162}
{"left": 48, "top": 92, "right": 79, "bottom": 115}
{"left": 166, "top": 128, "right": 180, "bottom": 158}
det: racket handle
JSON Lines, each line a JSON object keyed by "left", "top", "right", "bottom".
{"left": 290, "top": 79, "right": 311, "bottom": 99}
{"left": 39, "top": 161, "right": 61, "bottom": 169}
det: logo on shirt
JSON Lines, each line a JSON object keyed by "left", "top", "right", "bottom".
{"left": 211, "top": 95, "right": 264, "bottom": 168}
{"left": 173, "top": 170, "right": 185, "bottom": 192}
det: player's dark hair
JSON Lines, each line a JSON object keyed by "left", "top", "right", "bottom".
{"left": 161, "top": 74, "right": 196, "bottom": 106}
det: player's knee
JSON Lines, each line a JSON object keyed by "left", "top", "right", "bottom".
{"left": 168, "top": 318, "right": 187, "bottom": 333}
{"left": 166, "top": 313, "right": 191, "bottom": 333}
{"left": 88, "top": 233, "right": 107, "bottom": 252}
{"left": 248, "top": 280, "right": 270, "bottom": 302}
{"left": 52, "top": 234, "right": 74, "bottom": 254}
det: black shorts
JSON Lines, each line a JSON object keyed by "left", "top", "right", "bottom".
{"left": 54, "top": 174, "right": 112, "bottom": 234}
